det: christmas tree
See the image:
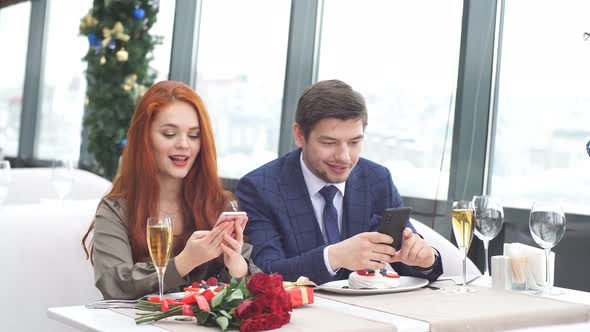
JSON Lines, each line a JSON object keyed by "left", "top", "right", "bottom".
{"left": 79, "top": 0, "right": 161, "bottom": 179}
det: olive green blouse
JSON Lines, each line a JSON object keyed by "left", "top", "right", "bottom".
{"left": 92, "top": 197, "right": 257, "bottom": 300}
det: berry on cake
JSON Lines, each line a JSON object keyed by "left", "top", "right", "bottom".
{"left": 348, "top": 269, "right": 400, "bottom": 289}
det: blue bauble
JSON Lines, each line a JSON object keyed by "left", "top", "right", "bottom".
{"left": 586, "top": 139, "right": 590, "bottom": 156}
{"left": 133, "top": 8, "right": 145, "bottom": 20}
{"left": 107, "top": 39, "right": 116, "bottom": 50}
{"left": 87, "top": 33, "right": 99, "bottom": 47}
{"left": 120, "top": 138, "right": 127, "bottom": 147}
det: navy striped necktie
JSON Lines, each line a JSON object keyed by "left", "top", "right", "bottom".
{"left": 319, "top": 185, "right": 341, "bottom": 244}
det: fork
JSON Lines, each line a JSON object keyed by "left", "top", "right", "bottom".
{"left": 85, "top": 297, "right": 145, "bottom": 309}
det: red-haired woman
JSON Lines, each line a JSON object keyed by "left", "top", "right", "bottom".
{"left": 82, "top": 81, "right": 251, "bottom": 300}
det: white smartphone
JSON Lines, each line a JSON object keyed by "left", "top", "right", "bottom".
{"left": 219, "top": 211, "right": 247, "bottom": 217}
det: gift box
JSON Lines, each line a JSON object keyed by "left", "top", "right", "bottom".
{"left": 285, "top": 287, "right": 314, "bottom": 307}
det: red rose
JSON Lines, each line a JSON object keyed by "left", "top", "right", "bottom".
{"left": 268, "top": 273, "right": 283, "bottom": 288}
{"left": 240, "top": 318, "right": 262, "bottom": 332}
{"left": 247, "top": 273, "right": 271, "bottom": 295}
{"left": 257, "top": 312, "right": 291, "bottom": 330}
{"left": 235, "top": 300, "right": 262, "bottom": 320}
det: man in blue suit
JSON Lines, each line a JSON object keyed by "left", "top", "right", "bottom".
{"left": 236, "top": 80, "right": 443, "bottom": 284}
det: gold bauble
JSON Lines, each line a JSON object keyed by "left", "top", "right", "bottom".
{"left": 99, "top": 56, "right": 106, "bottom": 65}
{"left": 116, "top": 48, "right": 128, "bottom": 62}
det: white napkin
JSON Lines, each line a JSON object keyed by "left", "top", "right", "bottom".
{"left": 503, "top": 243, "right": 554, "bottom": 288}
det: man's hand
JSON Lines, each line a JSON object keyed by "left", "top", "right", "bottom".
{"left": 391, "top": 227, "right": 436, "bottom": 268}
{"left": 327, "top": 232, "right": 397, "bottom": 271}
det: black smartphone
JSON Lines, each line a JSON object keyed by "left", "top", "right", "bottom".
{"left": 377, "top": 207, "right": 412, "bottom": 250}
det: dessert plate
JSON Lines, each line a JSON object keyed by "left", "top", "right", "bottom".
{"left": 317, "top": 276, "right": 428, "bottom": 295}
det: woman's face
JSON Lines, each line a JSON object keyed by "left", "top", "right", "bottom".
{"left": 150, "top": 101, "right": 201, "bottom": 182}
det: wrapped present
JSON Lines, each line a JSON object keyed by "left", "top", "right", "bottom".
{"left": 285, "top": 287, "right": 314, "bottom": 307}
{"left": 283, "top": 276, "right": 316, "bottom": 307}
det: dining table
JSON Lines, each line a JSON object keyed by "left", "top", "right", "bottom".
{"left": 48, "top": 278, "right": 590, "bottom": 332}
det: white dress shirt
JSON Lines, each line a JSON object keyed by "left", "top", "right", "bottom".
{"left": 299, "top": 154, "right": 345, "bottom": 276}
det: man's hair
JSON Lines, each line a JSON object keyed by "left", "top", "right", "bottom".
{"left": 295, "top": 80, "right": 368, "bottom": 139}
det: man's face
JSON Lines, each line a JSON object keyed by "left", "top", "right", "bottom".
{"left": 294, "top": 118, "right": 364, "bottom": 183}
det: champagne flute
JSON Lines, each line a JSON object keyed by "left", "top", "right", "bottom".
{"left": 51, "top": 160, "right": 75, "bottom": 205}
{"left": 529, "top": 202, "right": 566, "bottom": 295}
{"left": 451, "top": 200, "right": 476, "bottom": 293}
{"left": 472, "top": 195, "right": 504, "bottom": 277}
{"left": 147, "top": 216, "right": 173, "bottom": 300}
{"left": 0, "top": 160, "right": 11, "bottom": 207}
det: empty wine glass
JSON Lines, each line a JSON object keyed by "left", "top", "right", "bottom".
{"left": 51, "top": 160, "right": 75, "bottom": 205}
{"left": 451, "top": 200, "right": 476, "bottom": 293}
{"left": 0, "top": 160, "right": 11, "bottom": 207}
{"left": 472, "top": 195, "right": 504, "bottom": 278}
{"left": 147, "top": 216, "right": 173, "bottom": 301}
{"left": 529, "top": 202, "right": 566, "bottom": 295}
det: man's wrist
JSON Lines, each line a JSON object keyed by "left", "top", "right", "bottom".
{"left": 326, "top": 244, "right": 341, "bottom": 271}
{"left": 417, "top": 247, "right": 439, "bottom": 270}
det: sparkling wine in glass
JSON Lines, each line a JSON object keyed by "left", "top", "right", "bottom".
{"left": 472, "top": 195, "right": 504, "bottom": 277}
{"left": 529, "top": 202, "right": 566, "bottom": 295}
{"left": 451, "top": 200, "right": 476, "bottom": 293}
{"left": 51, "top": 160, "right": 75, "bottom": 204}
{"left": 0, "top": 160, "right": 11, "bottom": 207}
{"left": 147, "top": 216, "right": 173, "bottom": 300}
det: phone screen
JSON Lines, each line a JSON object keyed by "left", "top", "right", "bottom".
{"left": 377, "top": 207, "right": 412, "bottom": 250}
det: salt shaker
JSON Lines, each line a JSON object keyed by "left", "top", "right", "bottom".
{"left": 491, "top": 255, "right": 512, "bottom": 290}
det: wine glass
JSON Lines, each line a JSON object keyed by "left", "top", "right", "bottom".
{"left": 51, "top": 160, "right": 75, "bottom": 205}
{"left": 451, "top": 200, "right": 476, "bottom": 293}
{"left": 0, "top": 160, "right": 11, "bottom": 207}
{"left": 472, "top": 195, "right": 504, "bottom": 278}
{"left": 146, "top": 216, "right": 173, "bottom": 301}
{"left": 529, "top": 202, "right": 566, "bottom": 295}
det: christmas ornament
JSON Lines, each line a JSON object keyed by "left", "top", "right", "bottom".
{"left": 79, "top": 14, "right": 98, "bottom": 32}
{"left": 122, "top": 74, "right": 138, "bottom": 91}
{"left": 99, "top": 56, "right": 106, "bottom": 65}
{"left": 116, "top": 48, "right": 129, "bottom": 62}
{"left": 133, "top": 8, "right": 145, "bottom": 20}
{"left": 102, "top": 22, "right": 130, "bottom": 48}
{"left": 586, "top": 139, "right": 590, "bottom": 157}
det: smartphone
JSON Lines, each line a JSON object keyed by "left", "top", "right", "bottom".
{"left": 219, "top": 211, "right": 247, "bottom": 218}
{"left": 215, "top": 211, "right": 248, "bottom": 238}
{"left": 377, "top": 207, "right": 412, "bottom": 250}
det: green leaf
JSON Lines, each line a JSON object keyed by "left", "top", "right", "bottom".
{"left": 230, "top": 278, "right": 238, "bottom": 288}
{"left": 196, "top": 311, "right": 210, "bottom": 323}
{"left": 215, "top": 316, "right": 229, "bottom": 331}
{"left": 211, "top": 288, "right": 227, "bottom": 308}
{"left": 226, "top": 288, "right": 244, "bottom": 302}
{"left": 218, "top": 310, "right": 232, "bottom": 319}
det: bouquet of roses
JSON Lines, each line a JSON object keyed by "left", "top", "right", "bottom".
{"left": 135, "top": 273, "right": 292, "bottom": 332}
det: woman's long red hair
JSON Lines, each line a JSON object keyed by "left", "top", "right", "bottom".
{"left": 82, "top": 80, "right": 232, "bottom": 262}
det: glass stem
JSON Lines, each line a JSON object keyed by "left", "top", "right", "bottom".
{"left": 483, "top": 239, "right": 490, "bottom": 277}
{"left": 156, "top": 267, "right": 166, "bottom": 300}
{"left": 544, "top": 248, "right": 551, "bottom": 295}
{"left": 461, "top": 246, "right": 467, "bottom": 287}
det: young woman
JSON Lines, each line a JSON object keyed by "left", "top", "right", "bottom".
{"left": 82, "top": 80, "right": 251, "bottom": 300}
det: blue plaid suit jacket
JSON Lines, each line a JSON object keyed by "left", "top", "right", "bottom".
{"left": 236, "top": 149, "right": 443, "bottom": 284}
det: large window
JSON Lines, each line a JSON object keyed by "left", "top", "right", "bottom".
{"left": 490, "top": 0, "right": 590, "bottom": 214}
{"left": 150, "top": 1, "right": 175, "bottom": 82}
{"left": 317, "top": 0, "right": 463, "bottom": 200}
{"left": 0, "top": 2, "right": 30, "bottom": 157}
{"left": 36, "top": 1, "right": 175, "bottom": 162}
{"left": 195, "top": 0, "right": 291, "bottom": 178}
{"left": 35, "top": 0, "right": 92, "bottom": 161}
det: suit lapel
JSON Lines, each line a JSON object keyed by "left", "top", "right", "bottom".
{"left": 278, "top": 150, "right": 325, "bottom": 250}
{"left": 342, "top": 164, "right": 370, "bottom": 238}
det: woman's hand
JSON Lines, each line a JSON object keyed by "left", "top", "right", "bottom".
{"left": 175, "top": 222, "right": 232, "bottom": 277}
{"left": 221, "top": 223, "right": 248, "bottom": 278}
